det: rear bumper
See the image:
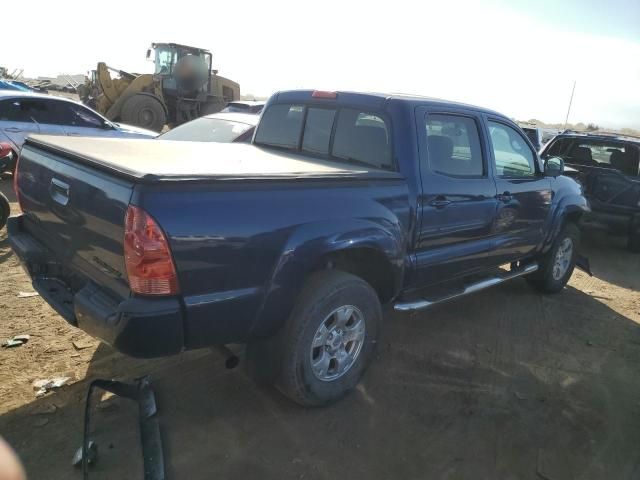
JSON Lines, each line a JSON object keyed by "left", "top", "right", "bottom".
{"left": 8, "top": 215, "right": 184, "bottom": 358}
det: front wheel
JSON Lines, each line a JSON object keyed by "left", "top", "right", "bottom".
{"left": 120, "top": 94, "right": 167, "bottom": 132}
{"left": 274, "top": 270, "right": 382, "bottom": 407}
{"left": 527, "top": 223, "right": 580, "bottom": 293}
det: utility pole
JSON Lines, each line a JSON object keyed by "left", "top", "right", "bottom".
{"left": 563, "top": 80, "right": 576, "bottom": 130}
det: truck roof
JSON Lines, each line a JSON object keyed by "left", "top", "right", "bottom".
{"left": 24, "top": 135, "right": 401, "bottom": 183}
{"left": 271, "top": 90, "right": 507, "bottom": 118}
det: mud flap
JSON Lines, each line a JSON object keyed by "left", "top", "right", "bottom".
{"left": 81, "top": 376, "right": 164, "bottom": 480}
{"left": 575, "top": 254, "right": 592, "bottom": 276}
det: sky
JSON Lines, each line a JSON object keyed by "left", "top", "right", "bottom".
{"left": 3, "top": 0, "right": 640, "bottom": 129}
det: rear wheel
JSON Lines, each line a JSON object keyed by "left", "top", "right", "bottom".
{"left": 0, "top": 192, "right": 10, "bottom": 230}
{"left": 120, "top": 94, "right": 166, "bottom": 132}
{"left": 255, "top": 270, "right": 382, "bottom": 407}
{"left": 527, "top": 223, "right": 580, "bottom": 293}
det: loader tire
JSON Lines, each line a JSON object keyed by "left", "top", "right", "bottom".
{"left": 121, "top": 95, "right": 166, "bottom": 132}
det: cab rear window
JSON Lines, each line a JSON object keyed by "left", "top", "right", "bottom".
{"left": 254, "top": 103, "right": 393, "bottom": 170}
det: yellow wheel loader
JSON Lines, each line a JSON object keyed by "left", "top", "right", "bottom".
{"left": 78, "top": 43, "right": 240, "bottom": 132}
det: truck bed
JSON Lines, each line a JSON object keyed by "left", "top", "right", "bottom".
{"left": 25, "top": 135, "right": 400, "bottom": 182}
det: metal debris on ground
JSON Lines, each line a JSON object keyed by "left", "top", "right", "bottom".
{"left": 72, "top": 441, "right": 98, "bottom": 468}
{"left": 17, "top": 291, "right": 39, "bottom": 298}
{"left": 2, "top": 334, "right": 30, "bottom": 348}
{"left": 80, "top": 376, "right": 164, "bottom": 479}
{"left": 33, "top": 377, "right": 71, "bottom": 397}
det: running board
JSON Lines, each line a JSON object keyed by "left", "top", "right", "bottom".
{"left": 394, "top": 263, "right": 539, "bottom": 312}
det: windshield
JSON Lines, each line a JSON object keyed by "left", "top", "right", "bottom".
{"left": 154, "top": 46, "right": 175, "bottom": 75}
{"left": 158, "top": 117, "right": 253, "bottom": 142}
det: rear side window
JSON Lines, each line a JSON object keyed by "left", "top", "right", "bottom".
{"left": 254, "top": 104, "right": 304, "bottom": 148}
{"left": 425, "top": 114, "right": 483, "bottom": 176}
{"left": 254, "top": 103, "right": 393, "bottom": 170}
{"left": 0, "top": 100, "right": 33, "bottom": 123}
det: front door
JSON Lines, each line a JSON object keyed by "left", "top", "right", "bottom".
{"left": 413, "top": 108, "right": 499, "bottom": 286}
{"left": 485, "top": 119, "right": 552, "bottom": 265}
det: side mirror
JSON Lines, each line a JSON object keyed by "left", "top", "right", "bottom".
{"left": 544, "top": 157, "right": 564, "bottom": 177}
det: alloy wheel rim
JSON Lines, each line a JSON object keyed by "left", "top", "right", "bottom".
{"left": 310, "top": 305, "right": 366, "bottom": 382}
{"left": 552, "top": 237, "right": 573, "bottom": 280}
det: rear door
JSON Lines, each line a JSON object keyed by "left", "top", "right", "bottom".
{"left": 414, "top": 107, "right": 499, "bottom": 285}
{"left": 485, "top": 119, "right": 552, "bottom": 265}
{"left": 0, "top": 98, "right": 41, "bottom": 147}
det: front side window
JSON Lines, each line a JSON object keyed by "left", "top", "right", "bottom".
{"left": 54, "top": 102, "right": 105, "bottom": 128}
{"left": 425, "top": 114, "right": 483, "bottom": 176}
{"left": 489, "top": 121, "right": 536, "bottom": 178}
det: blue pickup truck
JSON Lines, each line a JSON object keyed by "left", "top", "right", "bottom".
{"left": 10, "top": 90, "right": 589, "bottom": 406}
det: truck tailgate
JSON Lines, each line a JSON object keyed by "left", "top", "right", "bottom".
{"left": 17, "top": 140, "right": 134, "bottom": 299}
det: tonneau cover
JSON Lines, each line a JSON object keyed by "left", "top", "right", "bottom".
{"left": 25, "top": 135, "right": 400, "bottom": 182}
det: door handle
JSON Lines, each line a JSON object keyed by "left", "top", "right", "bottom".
{"left": 4, "top": 127, "right": 21, "bottom": 133}
{"left": 429, "top": 197, "right": 451, "bottom": 209}
{"left": 497, "top": 192, "right": 513, "bottom": 203}
{"left": 49, "top": 178, "right": 70, "bottom": 206}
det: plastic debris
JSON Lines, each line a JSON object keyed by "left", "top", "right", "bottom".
{"left": 17, "top": 291, "right": 39, "bottom": 298}
{"left": 72, "top": 441, "right": 98, "bottom": 467}
{"left": 2, "top": 334, "right": 30, "bottom": 348}
{"left": 33, "top": 377, "right": 71, "bottom": 397}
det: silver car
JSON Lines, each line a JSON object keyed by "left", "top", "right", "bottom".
{"left": 0, "top": 91, "right": 157, "bottom": 163}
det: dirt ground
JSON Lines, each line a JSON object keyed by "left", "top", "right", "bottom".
{"left": 1, "top": 180, "right": 639, "bottom": 480}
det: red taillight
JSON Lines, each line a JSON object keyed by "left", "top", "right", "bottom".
{"left": 124, "top": 205, "right": 179, "bottom": 296}
{"left": 311, "top": 90, "right": 337, "bottom": 99}
{"left": 11, "top": 150, "right": 21, "bottom": 211}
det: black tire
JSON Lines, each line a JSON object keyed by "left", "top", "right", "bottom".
{"left": 260, "top": 270, "right": 382, "bottom": 407}
{"left": 0, "top": 193, "right": 10, "bottom": 230}
{"left": 628, "top": 230, "right": 640, "bottom": 253}
{"left": 527, "top": 223, "right": 580, "bottom": 294}
{"left": 120, "top": 94, "right": 166, "bottom": 132}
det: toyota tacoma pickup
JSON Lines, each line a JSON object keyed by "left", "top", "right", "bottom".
{"left": 10, "top": 90, "right": 589, "bottom": 406}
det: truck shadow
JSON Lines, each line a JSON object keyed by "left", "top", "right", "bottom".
{"left": 2, "top": 280, "right": 639, "bottom": 480}
{"left": 580, "top": 229, "right": 640, "bottom": 291}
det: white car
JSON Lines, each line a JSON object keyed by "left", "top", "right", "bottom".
{"left": 0, "top": 91, "right": 157, "bottom": 170}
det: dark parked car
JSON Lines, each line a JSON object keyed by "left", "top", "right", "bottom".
{"left": 10, "top": 90, "right": 588, "bottom": 407}
{"left": 540, "top": 131, "right": 640, "bottom": 251}
{"left": 157, "top": 112, "right": 258, "bottom": 143}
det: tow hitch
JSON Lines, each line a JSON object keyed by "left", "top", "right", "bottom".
{"left": 79, "top": 376, "right": 165, "bottom": 480}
